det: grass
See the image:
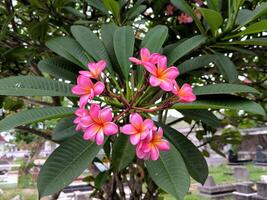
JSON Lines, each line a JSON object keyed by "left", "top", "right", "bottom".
{"left": 0, "top": 189, "right": 37, "bottom": 200}
{"left": 209, "top": 164, "right": 267, "bottom": 184}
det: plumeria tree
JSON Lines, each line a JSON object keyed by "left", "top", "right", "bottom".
{"left": 0, "top": 0, "right": 266, "bottom": 199}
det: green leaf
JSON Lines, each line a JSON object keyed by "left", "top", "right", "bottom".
{"left": 213, "top": 53, "right": 238, "bottom": 83}
{"left": 0, "top": 75, "right": 74, "bottom": 97}
{"left": 236, "top": 3, "right": 267, "bottom": 26}
{"left": 52, "top": 116, "right": 79, "bottom": 142}
{"left": 199, "top": 8, "right": 223, "bottom": 36}
{"left": 46, "top": 37, "right": 88, "bottom": 69}
{"left": 103, "top": 0, "right": 120, "bottom": 19}
{"left": 171, "top": 0, "right": 205, "bottom": 34}
{"left": 157, "top": 123, "right": 208, "bottom": 184}
{"left": 141, "top": 25, "right": 168, "bottom": 53}
{"left": 95, "top": 171, "right": 109, "bottom": 189}
{"left": 172, "top": 95, "right": 266, "bottom": 116}
{"left": 126, "top": 5, "right": 146, "bottom": 20}
{"left": 112, "top": 134, "right": 135, "bottom": 171}
{"left": 228, "top": 20, "right": 267, "bottom": 39}
{"left": 167, "top": 35, "right": 207, "bottom": 65}
{"left": 71, "top": 25, "right": 112, "bottom": 71}
{"left": 180, "top": 110, "right": 221, "bottom": 128}
{"left": 0, "top": 107, "right": 75, "bottom": 132}
{"left": 145, "top": 144, "right": 190, "bottom": 200}
{"left": 37, "top": 134, "right": 102, "bottom": 198}
{"left": 86, "top": 0, "right": 109, "bottom": 16}
{"left": 113, "top": 26, "right": 135, "bottom": 80}
{"left": 38, "top": 57, "right": 79, "bottom": 82}
{"left": 194, "top": 83, "right": 260, "bottom": 95}
{"left": 179, "top": 55, "right": 215, "bottom": 75}
{"left": 206, "top": 0, "right": 219, "bottom": 11}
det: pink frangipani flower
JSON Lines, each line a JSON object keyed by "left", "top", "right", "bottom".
{"left": 71, "top": 75, "right": 105, "bottom": 107}
{"left": 129, "top": 48, "right": 160, "bottom": 68}
{"left": 81, "top": 104, "right": 118, "bottom": 145}
{"left": 145, "top": 56, "right": 179, "bottom": 91}
{"left": 172, "top": 81, "right": 196, "bottom": 103}
{"left": 120, "top": 113, "right": 154, "bottom": 145}
{"left": 177, "top": 13, "right": 193, "bottom": 24}
{"left": 79, "top": 60, "right": 106, "bottom": 80}
{"left": 136, "top": 127, "right": 170, "bottom": 160}
{"left": 73, "top": 108, "right": 90, "bottom": 131}
{"left": 165, "top": 4, "right": 175, "bottom": 16}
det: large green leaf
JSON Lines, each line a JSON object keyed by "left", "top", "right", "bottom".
{"left": 228, "top": 20, "right": 267, "bottom": 39}
{"left": 101, "top": 24, "right": 122, "bottom": 75}
{"left": 86, "top": 0, "right": 109, "bottom": 16}
{"left": 0, "top": 75, "right": 74, "bottom": 97}
{"left": 194, "top": 83, "right": 260, "bottom": 95}
{"left": 206, "top": 0, "right": 219, "bottom": 11}
{"left": 178, "top": 55, "right": 215, "bottom": 75}
{"left": 112, "top": 134, "right": 135, "bottom": 171}
{"left": 37, "top": 57, "right": 78, "bottom": 82}
{"left": 103, "top": 0, "right": 120, "bottom": 19}
{"left": 145, "top": 144, "right": 190, "bottom": 200}
{"left": 46, "top": 37, "right": 88, "bottom": 69}
{"left": 37, "top": 134, "right": 102, "bottom": 198}
{"left": 0, "top": 107, "right": 75, "bottom": 132}
{"left": 213, "top": 53, "right": 238, "bottom": 83}
{"left": 170, "top": 0, "right": 205, "bottom": 34}
{"left": 141, "top": 25, "right": 168, "bottom": 53}
{"left": 180, "top": 110, "right": 221, "bottom": 128}
{"left": 236, "top": 3, "right": 267, "bottom": 26}
{"left": 52, "top": 116, "right": 79, "bottom": 142}
{"left": 199, "top": 8, "right": 223, "bottom": 36}
{"left": 157, "top": 123, "right": 208, "bottom": 184}
{"left": 71, "top": 25, "right": 112, "bottom": 71}
{"left": 172, "top": 95, "right": 266, "bottom": 116}
{"left": 113, "top": 26, "right": 135, "bottom": 80}
{"left": 126, "top": 5, "right": 146, "bottom": 20}
{"left": 167, "top": 35, "right": 207, "bottom": 65}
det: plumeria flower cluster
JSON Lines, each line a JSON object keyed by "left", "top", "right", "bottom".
{"left": 71, "top": 48, "right": 196, "bottom": 160}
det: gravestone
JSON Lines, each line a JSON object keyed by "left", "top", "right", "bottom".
{"left": 251, "top": 182, "right": 267, "bottom": 200}
{"left": 255, "top": 146, "right": 267, "bottom": 166}
{"left": 234, "top": 167, "right": 249, "bottom": 182}
{"left": 198, "top": 175, "right": 236, "bottom": 199}
{"left": 233, "top": 182, "right": 257, "bottom": 200}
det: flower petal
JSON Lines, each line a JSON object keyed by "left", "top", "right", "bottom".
{"left": 103, "top": 122, "right": 118, "bottom": 135}
{"left": 149, "top": 76, "right": 161, "bottom": 87}
{"left": 157, "top": 56, "right": 167, "bottom": 71}
{"left": 89, "top": 103, "right": 101, "bottom": 120}
{"left": 130, "top": 134, "right": 141, "bottom": 145}
{"left": 143, "top": 119, "right": 154, "bottom": 130}
{"left": 95, "top": 130, "right": 104, "bottom": 145}
{"left": 83, "top": 124, "right": 99, "bottom": 140}
{"left": 99, "top": 107, "right": 112, "bottom": 122}
{"left": 140, "top": 48, "right": 150, "bottom": 61}
{"left": 79, "top": 94, "right": 90, "bottom": 107}
{"left": 165, "top": 67, "right": 179, "bottom": 79}
{"left": 159, "top": 79, "right": 174, "bottom": 91}
{"left": 129, "top": 57, "right": 141, "bottom": 65}
{"left": 150, "top": 146, "right": 160, "bottom": 160}
{"left": 96, "top": 60, "right": 106, "bottom": 73}
{"left": 77, "top": 75, "right": 93, "bottom": 88}
{"left": 149, "top": 53, "right": 161, "bottom": 64}
{"left": 80, "top": 115, "right": 93, "bottom": 127}
{"left": 143, "top": 63, "right": 157, "bottom": 75}
{"left": 120, "top": 124, "right": 137, "bottom": 135}
{"left": 93, "top": 82, "right": 105, "bottom": 96}
{"left": 72, "top": 85, "right": 86, "bottom": 95}
{"left": 130, "top": 113, "right": 143, "bottom": 129}
{"left": 79, "top": 70, "right": 92, "bottom": 78}
{"left": 157, "top": 140, "right": 170, "bottom": 151}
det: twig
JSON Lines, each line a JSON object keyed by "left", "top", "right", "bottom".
{"left": 16, "top": 126, "right": 54, "bottom": 141}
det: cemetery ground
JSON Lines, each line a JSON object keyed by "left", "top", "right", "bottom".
{"left": 0, "top": 162, "right": 266, "bottom": 200}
